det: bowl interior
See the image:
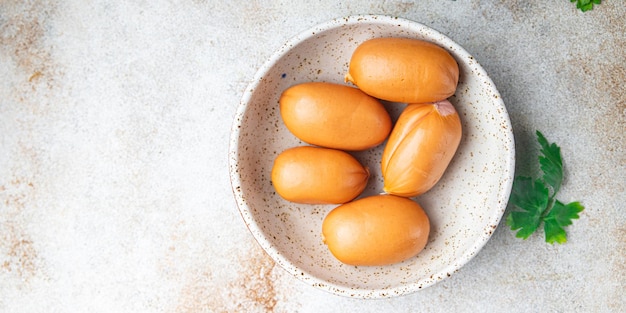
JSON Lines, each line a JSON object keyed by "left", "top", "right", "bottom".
{"left": 229, "top": 15, "right": 515, "bottom": 298}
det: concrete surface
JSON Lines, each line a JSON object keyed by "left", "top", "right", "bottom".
{"left": 1, "top": 1, "right": 624, "bottom": 312}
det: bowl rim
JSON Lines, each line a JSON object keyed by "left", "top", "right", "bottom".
{"left": 228, "top": 14, "right": 515, "bottom": 299}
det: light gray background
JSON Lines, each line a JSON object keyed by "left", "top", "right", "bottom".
{"left": 1, "top": 1, "right": 624, "bottom": 312}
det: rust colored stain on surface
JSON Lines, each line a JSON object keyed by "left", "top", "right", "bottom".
{"left": 1, "top": 1, "right": 50, "bottom": 74}
{"left": 571, "top": 11, "right": 626, "bottom": 168}
{"left": 1, "top": 0, "right": 61, "bottom": 286}
{"left": 173, "top": 245, "right": 284, "bottom": 313}
{"left": 229, "top": 249, "right": 279, "bottom": 312}
{"left": 0, "top": 179, "right": 41, "bottom": 284}
{"left": 0, "top": 0, "right": 63, "bottom": 108}
{"left": 1, "top": 224, "right": 38, "bottom": 281}
{"left": 593, "top": 62, "right": 626, "bottom": 164}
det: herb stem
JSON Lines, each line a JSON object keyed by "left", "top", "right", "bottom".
{"left": 541, "top": 196, "right": 556, "bottom": 220}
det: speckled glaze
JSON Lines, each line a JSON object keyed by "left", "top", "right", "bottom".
{"left": 228, "top": 15, "right": 515, "bottom": 299}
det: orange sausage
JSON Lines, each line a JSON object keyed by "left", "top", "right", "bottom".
{"left": 322, "top": 195, "right": 430, "bottom": 266}
{"left": 279, "top": 82, "right": 392, "bottom": 151}
{"left": 271, "top": 146, "right": 369, "bottom": 204}
{"left": 382, "top": 100, "right": 462, "bottom": 197}
{"left": 345, "top": 37, "right": 459, "bottom": 103}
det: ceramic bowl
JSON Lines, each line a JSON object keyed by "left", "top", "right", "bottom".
{"left": 229, "top": 15, "right": 515, "bottom": 298}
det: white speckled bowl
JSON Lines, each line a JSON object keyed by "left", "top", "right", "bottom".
{"left": 229, "top": 15, "right": 515, "bottom": 298}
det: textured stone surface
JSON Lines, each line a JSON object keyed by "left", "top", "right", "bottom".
{"left": 1, "top": 1, "right": 624, "bottom": 312}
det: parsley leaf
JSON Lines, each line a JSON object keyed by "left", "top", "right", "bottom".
{"left": 506, "top": 131, "right": 585, "bottom": 244}
{"left": 570, "top": 0, "right": 601, "bottom": 12}
{"left": 545, "top": 200, "right": 584, "bottom": 227}
{"left": 506, "top": 177, "right": 549, "bottom": 239}
{"left": 543, "top": 201, "right": 584, "bottom": 243}
{"left": 537, "top": 130, "right": 563, "bottom": 196}
{"left": 543, "top": 218, "right": 568, "bottom": 244}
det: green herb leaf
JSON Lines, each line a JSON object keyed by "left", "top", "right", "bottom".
{"left": 545, "top": 200, "right": 585, "bottom": 227}
{"left": 537, "top": 130, "right": 563, "bottom": 196}
{"left": 544, "top": 218, "right": 568, "bottom": 244}
{"left": 543, "top": 200, "right": 584, "bottom": 244}
{"left": 570, "top": 0, "right": 601, "bottom": 12}
{"left": 506, "top": 131, "right": 584, "bottom": 244}
{"left": 506, "top": 177, "right": 549, "bottom": 239}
